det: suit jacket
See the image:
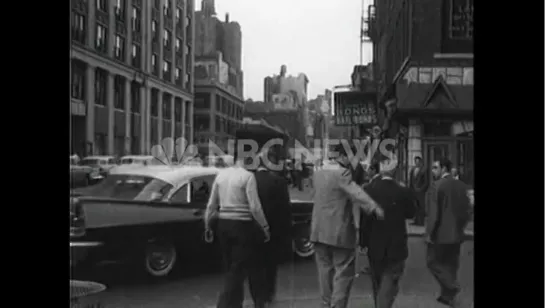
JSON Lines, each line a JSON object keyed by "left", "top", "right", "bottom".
{"left": 425, "top": 175, "right": 471, "bottom": 244}
{"left": 364, "top": 178, "right": 416, "bottom": 263}
{"left": 254, "top": 170, "right": 292, "bottom": 242}
{"left": 310, "top": 164, "right": 378, "bottom": 249}
{"left": 409, "top": 166, "right": 429, "bottom": 193}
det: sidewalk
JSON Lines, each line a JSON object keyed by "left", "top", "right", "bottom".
{"left": 244, "top": 294, "right": 473, "bottom": 308}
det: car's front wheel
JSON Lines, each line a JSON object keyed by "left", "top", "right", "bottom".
{"left": 144, "top": 239, "right": 177, "bottom": 278}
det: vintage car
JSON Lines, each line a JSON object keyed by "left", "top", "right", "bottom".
{"left": 70, "top": 155, "right": 103, "bottom": 188}
{"left": 70, "top": 166, "right": 314, "bottom": 278}
{"left": 80, "top": 155, "right": 118, "bottom": 177}
{"left": 118, "top": 155, "right": 157, "bottom": 166}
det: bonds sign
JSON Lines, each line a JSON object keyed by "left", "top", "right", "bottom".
{"left": 333, "top": 91, "right": 378, "bottom": 127}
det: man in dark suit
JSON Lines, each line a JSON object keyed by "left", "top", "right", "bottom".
{"left": 253, "top": 149, "right": 292, "bottom": 305}
{"left": 426, "top": 158, "right": 471, "bottom": 307}
{"left": 363, "top": 168, "right": 417, "bottom": 308}
{"left": 409, "top": 156, "right": 428, "bottom": 226}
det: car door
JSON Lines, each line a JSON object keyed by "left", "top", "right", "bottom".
{"left": 168, "top": 174, "right": 219, "bottom": 262}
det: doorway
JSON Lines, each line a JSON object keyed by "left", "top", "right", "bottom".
{"left": 423, "top": 141, "right": 454, "bottom": 169}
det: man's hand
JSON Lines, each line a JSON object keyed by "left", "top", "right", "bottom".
{"left": 263, "top": 227, "right": 271, "bottom": 243}
{"left": 204, "top": 229, "right": 214, "bottom": 243}
{"left": 374, "top": 207, "right": 385, "bottom": 220}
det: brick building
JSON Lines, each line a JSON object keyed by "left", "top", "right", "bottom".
{"left": 70, "top": 0, "right": 195, "bottom": 157}
{"left": 369, "top": 0, "right": 473, "bottom": 185}
{"left": 193, "top": 0, "right": 244, "bottom": 153}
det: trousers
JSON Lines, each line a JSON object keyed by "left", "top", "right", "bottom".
{"left": 314, "top": 242, "right": 356, "bottom": 308}
{"left": 426, "top": 242, "right": 462, "bottom": 300}
{"left": 216, "top": 220, "right": 267, "bottom": 308}
{"left": 368, "top": 259, "right": 405, "bottom": 308}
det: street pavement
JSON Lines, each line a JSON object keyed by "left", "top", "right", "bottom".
{"left": 74, "top": 237, "right": 474, "bottom": 308}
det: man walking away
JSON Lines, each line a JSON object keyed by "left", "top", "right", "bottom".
{"left": 409, "top": 156, "right": 428, "bottom": 226}
{"left": 311, "top": 144, "right": 384, "bottom": 308}
{"left": 294, "top": 159, "right": 304, "bottom": 191}
{"left": 426, "top": 158, "right": 471, "bottom": 307}
{"left": 253, "top": 148, "right": 292, "bottom": 305}
{"left": 204, "top": 156, "right": 271, "bottom": 308}
{"left": 363, "top": 169, "right": 417, "bottom": 308}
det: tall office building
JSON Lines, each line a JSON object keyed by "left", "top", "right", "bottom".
{"left": 70, "top": 0, "right": 196, "bottom": 156}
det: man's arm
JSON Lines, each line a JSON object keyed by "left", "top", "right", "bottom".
{"left": 338, "top": 171, "right": 380, "bottom": 214}
{"left": 426, "top": 181, "right": 440, "bottom": 239}
{"left": 204, "top": 179, "right": 220, "bottom": 230}
{"left": 245, "top": 173, "right": 270, "bottom": 230}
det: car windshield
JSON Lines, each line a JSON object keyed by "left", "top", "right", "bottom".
{"left": 81, "top": 174, "right": 173, "bottom": 200}
{"left": 120, "top": 158, "right": 134, "bottom": 164}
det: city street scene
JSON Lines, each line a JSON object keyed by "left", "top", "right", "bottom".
{"left": 70, "top": 0, "right": 473, "bottom": 307}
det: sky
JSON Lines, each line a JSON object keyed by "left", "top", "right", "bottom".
{"left": 213, "top": 0, "right": 373, "bottom": 101}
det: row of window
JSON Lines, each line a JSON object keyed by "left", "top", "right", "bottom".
{"left": 193, "top": 93, "right": 243, "bottom": 119}
{"left": 194, "top": 115, "right": 242, "bottom": 135}
{"left": 71, "top": 62, "right": 189, "bottom": 119}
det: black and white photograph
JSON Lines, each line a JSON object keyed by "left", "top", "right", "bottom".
{"left": 70, "top": 0, "right": 475, "bottom": 307}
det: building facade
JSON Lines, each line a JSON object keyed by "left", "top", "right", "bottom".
{"left": 370, "top": 0, "right": 473, "bottom": 185}
{"left": 193, "top": 0, "right": 244, "bottom": 153}
{"left": 70, "top": 0, "right": 195, "bottom": 157}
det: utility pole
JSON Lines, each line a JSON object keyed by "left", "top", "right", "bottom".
{"left": 359, "top": 0, "right": 364, "bottom": 65}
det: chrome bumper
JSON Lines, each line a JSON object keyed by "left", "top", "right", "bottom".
{"left": 70, "top": 241, "right": 103, "bottom": 248}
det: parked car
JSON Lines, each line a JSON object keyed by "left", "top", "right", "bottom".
{"left": 70, "top": 155, "right": 103, "bottom": 188}
{"left": 80, "top": 155, "right": 118, "bottom": 177}
{"left": 118, "top": 155, "right": 157, "bottom": 166}
{"left": 70, "top": 166, "right": 314, "bottom": 278}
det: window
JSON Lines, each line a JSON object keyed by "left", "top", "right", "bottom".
{"left": 151, "top": 90, "right": 159, "bottom": 116}
{"left": 131, "top": 82, "right": 140, "bottom": 113}
{"left": 185, "top": 16, "right": 191, "bottom": 40}
{"left": 175, "top": 68, "right": 182, "bottom": 85}
{"left": 96, "top": 24, "right": 108, "bottom": 53}
{"left": 175, "top": 38, "right": 181, "bottom": 52}
{"left": 163, "top": 61, "right": 172, "bottom": 81}
{"left": 114, "top": 76, "right": 125, "bottom": 110}
{"left": 195, "top": 115, "right": 210, "bottom": 131}
{"left": 215, "top": 95, "right": 221, "bottom": 112}
{"left": 163, "top": 0, "right": 171, "bottom": 16}
{"left": 164, "top": 97, "right": 172, "bottom": 118}
{"left": 176, "top": 7, "right": 182, "bottom": 30}
{"left": 195, "top": 93, "right": 211, "bottom": 109}
{"left": 190, "top": 175, "right": 216, "bottom": 202}
{"left": 115, "top": 0, "right": 126, "bottom": 21}
{"left": 114, "top": 35, "right": 125, "bottom": 61}
{"left": 131, "top": 7, "right": 141, "bottom": 32}
{"left": 96, "top": 0, "right": 107, "bottom": 12}
{"left": 175, "top": 99, "right": 182, "bottom": 122}
{"left": 152, "top": 20, "right": 158, "bottom": 42}
{"left": 94, "top": 69, "right": 107, "bottom": 106}
{"left": 71, "top": 13, "right": 86, "bottom": 44}
{"left": 185, "top": 45, "right": 191, "bottom": 69}
{"left": 446, "top": 67, "right": 463, "bottom": 85}
{"left": 164, "top": 29, "right": 171, "bottom": 49}
{"left": 185, "top": 73, "right": 191, "bottom": 91}
{"left": 151, "top": 54, "right": 158, "bottom": 76}
{"left": 71, "top": 62, "right": 85, "bottom": 100}
{"left": 448, "top": 0, "right": 473, "bottom": 39}
{"left": 215, "top": 116, "right": 221, "bottom": 132}
{"left": 170, "top": 184, "right": 189, "bottom": 203}
{"left": 131, "top": 44, "right": 141, "bottom": 68}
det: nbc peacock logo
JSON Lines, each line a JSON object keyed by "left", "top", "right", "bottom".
{"left": 150, "top": 137, "right": 200, "bottom": 166}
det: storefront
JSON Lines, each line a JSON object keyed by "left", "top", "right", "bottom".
{"left": 381, "top": 76, "right": 474, "bottom": 185}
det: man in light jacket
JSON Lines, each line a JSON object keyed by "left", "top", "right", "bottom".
{"left": 311, "top": 144, "right": 384, "bottom": 308}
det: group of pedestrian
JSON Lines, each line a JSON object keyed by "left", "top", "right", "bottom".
{"left": 202, "top": 142, "right": 471, "bottom": 308}
{"left": 310, "top": 144, "right": 471, "bottom": 308}
{"left": 203, "top": 147, "right": 292, "bottom": 308}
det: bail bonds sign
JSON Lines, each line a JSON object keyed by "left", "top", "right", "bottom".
{"left": 334, "top": 91, "right": 378, "bottom": 127}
